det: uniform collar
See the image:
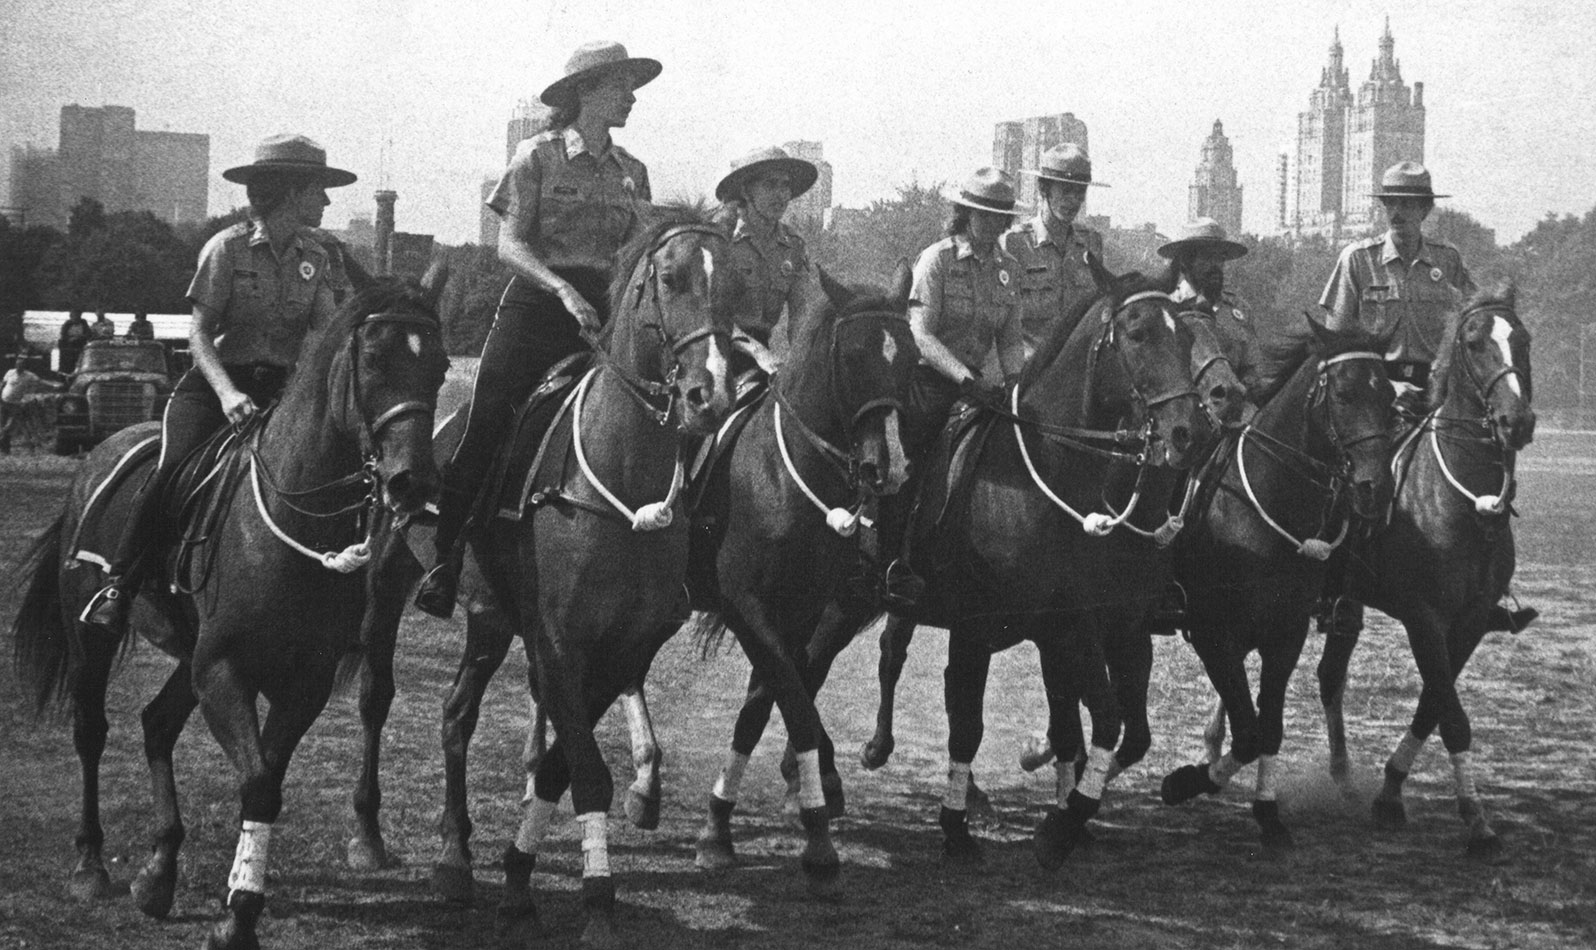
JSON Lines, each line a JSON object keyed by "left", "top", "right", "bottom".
{"left": 561, "top": 126, "right": 624, "bottom": 166}
{"left": 953, "top": 233, "right": 1005, "bottom": 263}
{"left": 246, "top": 218, "right": 310, "bottom": 257}
{"left": 1380, "top": 232, "right": 1434, "bottom": 267}
{"left": 1030, "top": 214, "right": 1082, "bottom": 250}
{"left": 1171, "top": 276, "right": 1217, "bottom": 311}
{"left": 732, "top": 214, "right": 792, "bottom": 247}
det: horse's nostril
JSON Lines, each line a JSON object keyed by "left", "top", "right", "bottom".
{"left": 1209, "top": 385, "right": 1229, "bottom": 403}
{"left": 686, "top": 386, "right": 708, "bottom": 408}
{"left": 1170, "top": 426, "right": 1192, "bottom": 451}
{"left": 387, "top": 471, "right": 412, "bottom": 498}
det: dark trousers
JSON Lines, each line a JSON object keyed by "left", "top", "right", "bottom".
{"left": 107, "top": 364, "right": 288, "bottom": 577}
{"left": 880, "top": 366, "right": 965, "bottom": 563}
{"left": 447, "top": 269, "right": 609, "bottom": 490}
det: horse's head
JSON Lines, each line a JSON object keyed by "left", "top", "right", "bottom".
{"left": 341, "top": 263, "right": 450, "bottom": 513}
{"left": 1178, "top": 311, "right": 1250, "bottom": 427}
{"left": 1090, "top": 283, "right": 1211, "bottom": 469}
{"left": 1432, "top": 284, "right": 1535, "bottom": 451}
{"left": 1305, "top": 319, "right": 1395, "bottom": 519}
{"left": 790, "top": 262, "right": 919, "bottom": 496}
{"left": 605, "top": 205, "right": 735, "bottom": 435}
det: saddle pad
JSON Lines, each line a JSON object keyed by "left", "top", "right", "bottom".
{"left": 492, "top": 360, "right": 589, "bottom": 521}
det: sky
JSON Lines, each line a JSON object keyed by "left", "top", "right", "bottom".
{"left": 2, "top": 0, "right": 1592, "bottom": 247}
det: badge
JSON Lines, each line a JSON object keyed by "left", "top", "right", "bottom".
{"left": 300, "top": 262, "right": 315, "bottom": 281}
{"left": 1232, "top": 308, "right": 1246, "bottom": 322}
{"left": 780, "top": 259, "right": 795, "bottom": 277}
{"left": 1430, "top": 267, "right": 1443, "bottom": 282}
{"left": 998, "top": 269, "right": 1011, "bottom": 286}
{"left": 622, "top": 176, "right": 636, "bottom": 194}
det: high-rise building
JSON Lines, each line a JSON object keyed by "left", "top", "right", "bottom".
{"left": 782, "top": 140, "right": 833, "bottom": 234}
{"left": 479, "top": 99, "right": 557, "bottom": 247}
{"left": 993, "top": 113, "right": 1089, "bottom": 208}
{"left": 1289, "top": 22, "right": 1424, "bottom": 240}
{"left": 7, "top": 145, "right": 63, "bottom": 229}
{"left": 1188, "top": 120, "right": 1243, "bottom": 237}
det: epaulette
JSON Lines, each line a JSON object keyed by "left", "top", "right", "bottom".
{"left": 1355, "top": 233, "right": 1386, "bottom": 250}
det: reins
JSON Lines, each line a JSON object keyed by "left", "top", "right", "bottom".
{"left": 1419, "top": 307, "right": 1526, "bottom": 516}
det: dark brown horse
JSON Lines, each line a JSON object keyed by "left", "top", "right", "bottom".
{"left": 11, "top": 271, "right": 449, "bottom": 950}
{"left": 1157, "top": 322, "right": 1395, "bottom": 851}
{"left": 1316, "top": 285, "right": 1535, "bottom": 859}
{"left": 686, "top": 265, "right": 919, "bottom": 889}
{"left": 462, "top": 207, "right": 734, "bottom": 946}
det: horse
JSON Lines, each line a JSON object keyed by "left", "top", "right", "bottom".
{"left": 10, "top": 269, "right": 450, "bottom": 950}
{"left": 1314, "top": 284, "right": 1536, "bottom": 859}
{"left": 1155, "top": 321, "right": 1395, "bottom": 851}
{"left": 453, "top": 205, "right": 734, "bottom": 946}
{"left": 685, "top": 264, "right": 918, "bottom": 888}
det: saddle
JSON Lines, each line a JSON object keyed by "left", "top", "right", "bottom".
{"left": 487, "top": 351, "right": 592, "bottom": 521}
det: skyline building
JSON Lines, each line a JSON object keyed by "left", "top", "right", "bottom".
{"left": 993, "top": 112, "right": 1089, "bottom": 209}
{"left": 1188, "top": 119, "right": 1244, "bottom": 237}
{"left": 781, "top": 140, "right": 833, "bottom": 234}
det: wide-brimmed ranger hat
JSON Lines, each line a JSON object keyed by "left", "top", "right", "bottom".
{"left": 222, "top": 134, "right": 356, "bottom": 187}
{"left": 540, "top": 41, "right": 662, "bottom": 109}
{"left": 1158, "top": 217, "right": 1248, "bottom": 262}
{"left": 947, "top": 168, "right": 1031, "bottom": 216}
{"left": 1369, "top": 161, "right": 1449, "bottom": 199}
{"left": 715, "top": 146, "right": 819, "bottom": 203}
{"left": 1023, "top": 143, "right": 1109, "bottom": 188}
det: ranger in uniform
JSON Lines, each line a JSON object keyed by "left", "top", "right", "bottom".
{"left": 713, "top": 145, "right": 818, "bottom": 373}
{"left": 1158, "top": 217, "right": 1258, "bottom": 397}
{"left": 1001, "top": 143, "right": 1108, "bottom": 359}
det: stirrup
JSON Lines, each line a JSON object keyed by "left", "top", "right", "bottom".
{"left": 881, "top": 559, "right": 925, "bottom": 611}
{"left": 414, "top": 562, "right": 459, "bottom": 619}
{"left": 81, "top": 582, "right": 130, "bottom": 628}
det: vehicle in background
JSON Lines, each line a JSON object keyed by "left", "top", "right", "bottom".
{"left": 54, "top": 339, "right": 173, "bottom": 455}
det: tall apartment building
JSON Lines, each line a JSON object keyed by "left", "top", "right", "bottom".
{"left": 992, "top": 113, "right": 1089, "bottom": 208}
{"left": 481, "top": 99, "right": 556, "bottom": 247}
{"left": 781, "top": 140, "right": 833, "bottom": 234}
{"left": 1290, "top": 22, "right": 1425, "bottom": 240}
{"left": 1188, "top": 120, "right": 1243, "bottom": 237}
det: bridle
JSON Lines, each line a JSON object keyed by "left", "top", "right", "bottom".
{"left": 1423, "top": 304, "right": 1530, "bottom": 516}
{"left": 1175, "top": 308, "right": 1242, "bottom": 429}
{"left": 1450, "top": 304, "right": 1531, "bottom": 446}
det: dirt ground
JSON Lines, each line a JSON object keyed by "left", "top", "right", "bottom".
{"left": 2, "top": 432, "right": 1593, "bottom": 950}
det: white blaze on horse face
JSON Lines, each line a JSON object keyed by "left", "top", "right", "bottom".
{"left": 884, "top": 410, "right": 908, "bottom": 489}
{"left": 881, "top": 327, "right": 898, "bottom": 364}
{"left": 406, "top": 332, "right": 422, "bottom": 357}
{"left": 1490, "top": 316, "right": 1522, "bottom": 396}
{"left": 700, "top": 246, "right": 715, "bottom": 294}
{"left": 706, "top": 332, "right": 729, "bottom": 397}
{"left": 1164, "top": 310, "right": 1177, "bottom": 334}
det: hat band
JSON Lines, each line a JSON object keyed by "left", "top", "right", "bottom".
{"left": 1376, "top": 184, "right": 1435, "bottom": 196}
{"left": 960, "top": 191, "right": 1019, "bottom": 213}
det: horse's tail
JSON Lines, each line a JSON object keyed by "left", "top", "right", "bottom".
{"left": 689, "top": 610, "right": 733, "bottom": 660}
{"left": 10, "top": 514, "right": 73, "bottom": 715}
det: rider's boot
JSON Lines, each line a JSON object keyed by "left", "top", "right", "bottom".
{"left": 81, "top": 574, "right": 134, "bottom": 630}
{"left": 414, "top": 469, "right": 472, "bottom": 619}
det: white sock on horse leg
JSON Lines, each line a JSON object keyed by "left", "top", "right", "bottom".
{"left": 227, "top": 821, "right": 271, "bottom": 897}
{"left": 514, "top": 795, "right": 559, "bottom": 855}
{"left": 1255, "top": 754, "right": 1279, "bottom": 802}
{"left": 711, "top": 751, "right": 749, "bottom": 804}
{"left": 577, "top": 811, "right": 609, "bottom": 878}
{"left": 796, "top": 749, "right": 825, "bottom": 811}
{"left": 1077, "top": 745, "right": 1114, "bottom": 801}
{"left": 1207, "top": 752, "right": 1242, "bottom": 788}
{"left": 1054, "top": 758, "right": 1077, "bottom": 808}
{"left": 623, "top": 692, "right": 653, "bottom": 770}
{"left": 1450, "top": 751, "right": 1478, "bottom": 801}
{"left": 943, "top": 762, "right": 973, "bottom": 811}
{"left": 1390, "top": 731, "right": 1425, "bottom": 774}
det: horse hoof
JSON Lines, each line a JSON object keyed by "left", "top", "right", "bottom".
{"left": 430, "top": 862, "right": 475, "bottom": 905}
{"left": 938, "top": 807, "right": 984, "bottom": 865}
{"left": 1161, "top": 763, "right": 1221, "bottom": 806}
{"left": 1371, "top": 797, "right": 1407, "bottom": 829}
{"left": 1019, "top": 734, "right": 1055, "bottom": 772}
{"left": 802, "top": 854, "right": 842, "bottom": 898}
{"left": 965, "top": 780, "right": 993, "bottom": 818}
{"left": 1033, "top": 808, "right": 1086, "bottom": 871}
{"left": 1466, "top": 832, "right": 1506, "bottom": 863}
{"left": 205, "top": 890, "right": 263, "bottom": 950}
{"left": 68, "top": 867, "right": 113, "bottom": 901}
{"left": 346, "top": 834, "right": 395, "bottom": 871}
{"left": 625, "top": 788, "right": 661, "bottom": 831}
{"left": 859, "top": 737, "right": 893, "bottom": 771}
{"left": 129, "top": 866, "right": 176, "bottom": 919}
{"left": 580, "top": 916, "right": 622, "bottom": 950}
{"left": 694, "top": 830, "right": 737, "bottom": 871}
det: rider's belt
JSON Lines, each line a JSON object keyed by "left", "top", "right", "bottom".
{"left": 1384, "top": 360, "right": 1429, "bottom": 388}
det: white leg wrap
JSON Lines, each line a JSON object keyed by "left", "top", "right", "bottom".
{"left": 226, "top": 821, "right": 271, "bottom": 896}
{"left": 1076, "top": 745, "right": 1114, "bottom": 801}
{"left": 1053, "top": 758, "right": 1077, "bottom": 808}
{"left": 1255, "top": 754, "right": 1279, "bottom": 802}
{"left": 1390, "top": 731, "right": 1425, "bottom": 773}
{"left": 1207, "top": 752, "right": 1242, "bottom": 788}
{"left": 624, "top": 692, "right": 653, "bottom": 769}
{"left": 1450, "top": 751, "right": 1477, "bottom": 801}
{"left": 711, "top": 751, "right": 750, "bottom": 803}
{"left": 796, "top": 749, "right": 825, "bottom": 810}
{"left": 577, "top": 811, "right": 609, "bottom": 878}
{"left": 514, "top": 795, "right": 559, "bottom": 855}
{"left": 943, "top": 761, "right": 972, "bottom": 811}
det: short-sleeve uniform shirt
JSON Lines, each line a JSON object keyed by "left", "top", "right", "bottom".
{"left": 909, "top": 234, "right": 1023, "bottom": 375}
{"left": 486, "top": 127, "right": 651, "bottom": 274}
{"left": 1320, "top": 233, "right": 1474, "bottom": 364}
{"left": 186, "top": 220, "right": 341, "bottom": 368}
{"left": 727, "top": 216, "right": 809, "bottom": 345}
{"left": 1000, "top": 216, "right": 1104, "bottom": 359}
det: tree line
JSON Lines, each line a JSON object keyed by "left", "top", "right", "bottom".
{"left": 5, "top": 194, "right": 1592, "bottom": 416}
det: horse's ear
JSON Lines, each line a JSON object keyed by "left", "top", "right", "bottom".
{"left": 419, "top": 258, "right": 450, "bottom": 311}
{"left": 1085, "top": 250, "right": 1115, "bottom": 292}
{"left": 341, "top": 244, "right": 377, "bottom": 296}
{"left": 1156, "top": 258, "right": 1181, "bottom": 294}
{"left": 816, "top": 266, "right": 855, "bottom": 309}
{"left": 1302, "top": 310, "right": 1333, "bottom": 346}
{"left": 887, "top": 258, "right": 912, "bottom": 309}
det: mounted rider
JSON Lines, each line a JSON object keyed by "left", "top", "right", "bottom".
{"left": 416, "top": 41, "right": 660, "bottom": 618}
{"left": 881, "top": 167, "right": 1028, "bottom": 609}
{"left": 83, "top": 134, "right": 358, "bottom": 630}
{"left": 1001, "top": 143, "right": 1108, "bottom": 359}
{"left": 1159, "top": 217, "right": 1259, "bottom": 406}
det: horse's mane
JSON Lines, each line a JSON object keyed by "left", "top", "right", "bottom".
{"left": 1019, "top": 269, "right": 1172, "bottom": 391}
{"left": 598, "top": 200, "right": 721, "bottom": 346}
{"left": 1428, "top": 280, "right": 1521, "bottom": 411}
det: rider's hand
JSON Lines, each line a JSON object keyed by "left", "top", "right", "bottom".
{"left": 219, "top": 387, "right": 257, "bottom": 425}
{"left": 559, "top": 284, "right": 602, "bottom": 338}
{"left": 738, "top": 336, "right": 779, "bottom": 375}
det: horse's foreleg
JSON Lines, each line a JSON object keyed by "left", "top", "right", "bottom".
{"left": 68, "top": 627, "right": 119, "bottom": 901}
{"left": 1162, "top": 636, "right": 1254, "bottom": 809}
{"left": 697, "top": 666, "right": 771, "bottom": 872}
{"left": 1035, "top": 629, "right": 1117, "bottom": 870}
{"left": 1316, "top": 625, "right": 1362, "bottom": 789}
{"left": 1248, "top": 630, "right": 1310, "bottom": 853}
{"left": 862, "top": 613, "right": 915, "bottom": 770}
{"left": 127, "top": 660, "right": 197, "bottom": 919}
{"left": 939, "top": 628, "right": 990, "bottom": 864}
{"left": 431, "top": 607, "right": 515, "bottom": 904}
{"left": 620, "top": 682, "right": 663, "bottom": 829}
{"left": 1202, "top": 697, "right": 1227, "bottom": 765}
